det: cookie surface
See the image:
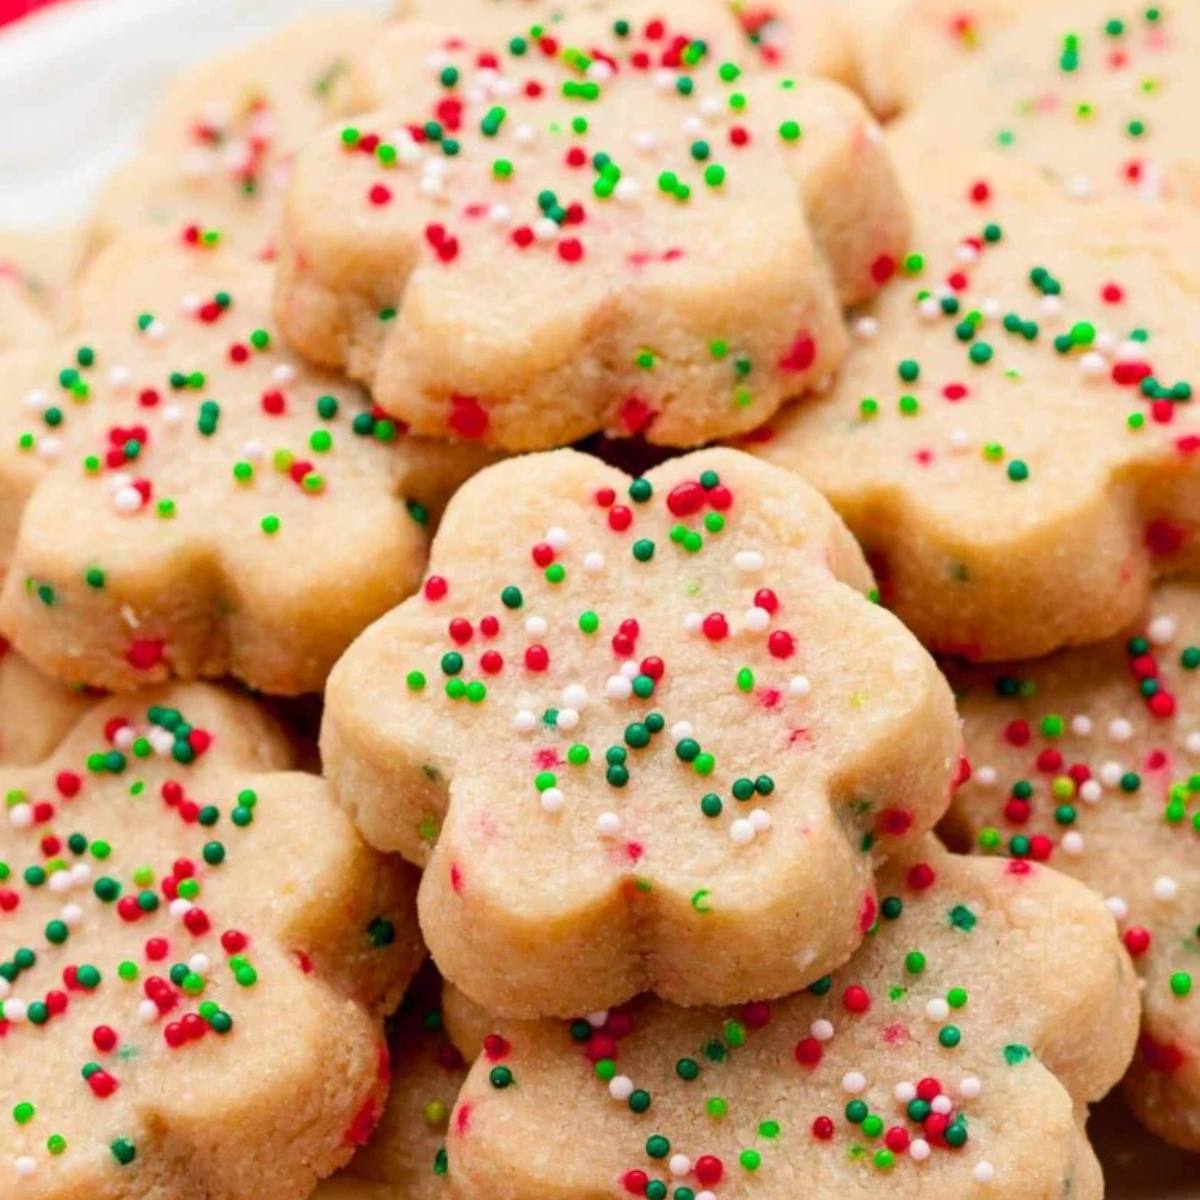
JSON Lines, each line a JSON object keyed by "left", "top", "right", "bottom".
{"left": 0, "top": 228, "right": 84, "bottom": 354}
{"left": 90, "top": 11, "right": 380, "bottom": 259}
{"left": 0, "top": 683, "right": 423, "bottom": 1199}
{"left": 945, "top": 579, "right": 1200, "bottom": 1151}
{"left": 443, "top": 837, "right": 1138, "bottom": 1199}
{"left": 0, "top": 643, "right": 92, "bottom": 767}
{"left": 315, "top": 965, "right": 468, "bottom": 1200}
{"left": 893, "top": 2, "right": 1200, "bottom": 207}
{"left": 748, "top": 154, "right": 1200, "bottom": 662}
{"left": 0, "top": 229, "right": 495, "bottom": 695}
{"left": 322, "top": 448, "right": 961, "bottom": 1018}
{"left": 276, "top": 2, "right": 908, "bottom": 450}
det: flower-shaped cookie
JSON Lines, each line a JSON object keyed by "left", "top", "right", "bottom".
{"left": 0, "top": 683, "right": 424, "bottom": 1199}
{"left": 442, "top": 837, "right": 1139, "bottom": 1199}
{"left": 90, "top": 11, "right": 381, "bottom": 259}
{"left": 893, "top": 1, "right": 1200, "bottom": 207}
{"left": 945, "top": 579, "right": 1200, "bottom": 1151}
{"left": 275, "top": 1, "right": 909, "bottom": 450}
{"left": 0, "top": 642, "right": 92, "bottom": 767}
{"left": 0, "top": 229, "right": 495, "bottom": 695}
{"left": 315, "top": 964, "right": 468, "bottom": 1200}
{"left": 748, "top": 154, "right": 1200, "bottom": 662}
{"left": 322, "top": 448, "right": 961, "bottom": 1017}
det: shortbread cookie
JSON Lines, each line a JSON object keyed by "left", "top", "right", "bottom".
{"left": 748, "top": 155, "right": 1200, "bottom": 662}
{"left": 0, "top": 229, "right": 495, "bottom": 696}
{"left": 317, "top": 966, "right": 468, "bottom": 1200}
{"left": 90, "top": 11, "right": 380, "bottom": 259}
{"left": 893, "top": 2, "right": 1200, "bottom": 207}
{"left": 322, "top": 448, "right": 961, "bottom": 1017}
{"left": 0, "top": 642, "right": 92, "bottom": 766}
{"left": 442, "top": 837, "right": 1139, "bottom": 1199}
{"left": 277, "top": 2, "right": 909, "bottom": 450}
{"left": 944, "top": 579, "right": 1200, "bottom": 1151}
{"left": 834, "top": 0, "right": 1044, "bottom": 117}
{"left": 0, "top": 229, "right": 84, "bottom": 352}
{"left": 0, "top": 683, "right": 424, "bottom": 1199}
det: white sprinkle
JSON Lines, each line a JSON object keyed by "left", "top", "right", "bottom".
{"left": 918, "top": 297, "right": 941, "bottom": 320}
{"left": 49, "top": 870, "right": 72, "bottom": 894}
{"left": 14, "top": 1157, "right": 36, "bottom": 1178}
{"left": 586, "top": 1011, "right": 609, "bottom": 1028}
{"left": 842, "top": 1071, "right": 866, "bottom": 1094}
{"left": 36, "top": 437, "right": 61, "bottom": 460}
{"left": 1148, "top": 615, "right": 1176, "bottom": 645}
{"left": 513, "top": 710, "right": 537, "bottom": 734}
{"left": 852, "top": 315, "right": 879, "bottom": 339}
{"left": 609, "top": 1075, "right": 633, "bottom": 1101}
{"left": 60, "top": 904, "right": 82, "bottom": 927}
{"left": 974, "top": 766, "right": 997, "bottom": 787}
{"left": 113, "top": 486, "right": 143, "bottom": 514}
{"left": 1061, "top": 831, "right": 1084, "bottom": 855}
{"left": 1078, "top": 351, "right": 1107, "bottom": 378}
{"left": 545, "top": 526, "right": 569, "bottom": 550}
{"left": 788, "top": 675, "right": 811, "bottom": 698}
{"left": 669, "top": 721, "right": 694, "bottom": 744}
{"left": 744, "top": 606, "right": 771, "bottom": 632}
{"left": 974, "top": 1162, "right": 996, "bottom": 1184}
{"left": 1106, "top": 895, "right": 1129, "bottom": 921}
{"left": 1040, "top": 295, "right": 1063, "bottom": 319}
{"left": 1187, "top": 731, "right": 1200, "bottom": 755}
{"left": 949, "top": 427, "right": 970, "bottom": 451}
{"left": 1099, "top": 761, "right": 1123, "bottom": 787}
{"left": 189, "top": 954, "right": 210, "bottom": 975}
{"left": 138, "top": 999, "right": 159, "bottom": 1023}
{"left": 561, "top": 684, "right": 589, "bottom": 710}
{"left": 514, "top": 123, "right": 536, "bottom": 147}
{"left": 556, "top": 709, "right": 579, "bottom": 731}
{"left": 8, "top": 805, "right": 33, "bottom": 829}
{"left": 540, "top": 788, "right": 564, "bottom": 814}
{"left": 489, "top": 204, "right": 512, "bottom": 226}
{"left": 683, "top": 612, "right": 703, "bottom": 633}
{"left": 525, "top": 616, "right": 548, "bottom": 637}
{"left": 909, "top": 1138, "right": 931, "bottom": 1162}
{"left": 959, "top": 1076, "right": 982, "bottom": 1099}
{"left": 584, "top": 551, "right": 605, "bottom": 572}
{"left": 669, "top": 1155, "right": 691, "bottom": 1178}
{"left": 811, "top": 1019, "right": 834, "bottom": 1041}
{"left": 596, "top": 812, "right": 622, "bottom": 836}
{"left": 696, "top": 1193, "right": 717, "bottom": 1200}
{"left": 23, "top": 388, "right": 47, "bottom": 411}
{"left": 70, "top": 863, "right": 91, "bottom": 886}
{"left": 269, "top": 363, "right": 296, "bottom": 386}
{"left": 614, "top": 178, "right": 641, "bottom": 204}
{"left": 729, "top": 818, "right": 755, "bottom": 844}
{"left": 1108, "top": 718, "right": 1133, "bottom": 742}
{"left": 1071, "top": 715, "right": 1093, "bottom": 736}
{"left": 748, "top": 808, "right": 772, "bottom": 832}
{"left": 894, "top": 1081, "right": 916, "bottom": 1103}
{"left": 930, "top": 1094, "right": 953, "bottom": 1115}
{"left": 114, "top": 726, "right": 135, "bottom": 751}
{"left": 109, "top": 366, "right": 133, "bottom": 389}
{"left": 4, "top": 999, "right": 27, "bottom": 1023}
{"left": 606, "top": 675, "right": 633, "bottom": 700}
{"left": 1153, "top": 876, "right": 1178, "bottom": 902}
{"left": 169, "top": 899, "right": 193, "bottom": 918}
{"left": 533, "top": 217, "right": 558, "bottom": 241}
{"left": 734, "top": 550, "right": 764, "bottom": 572}
{"left": 925, "top": 998, "right": 950, "bottom": 1022}
{"left": 161, "top": 403, "right": 183, "bottom": 426}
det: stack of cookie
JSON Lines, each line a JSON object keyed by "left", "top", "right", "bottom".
{"left": 0, "top": 1, "right": 1196, "bottom": 1198}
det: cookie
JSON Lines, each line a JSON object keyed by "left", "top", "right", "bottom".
{"left": 0, "top": 229, "right": 496, "bottom": 696}
{"left": 747, "top": 154, "right": 1200, "bottom": 663}
{"left": 0, "top": 682, "right": 424, "bottom": 1199}
{"left": 0, "top": 642, "right": 92, "bottom": 767}
{"left": 441, "top": 836, "right": 1139, "bottom": 1199}
{"left": 0, "top": 228, "right": 84, "bottom": 353}
{"left": 90, "top": 11, "right": 380, "bottom": 259}
{"left": 276, "top": 2, "right": 909, "bottom": 450}
{"left": 892, "top": 2, "right": 1200, "bottom": 207}
{"left": 315, "top": 965, "right": 469, "bottom": 1200}
{"left": 730, "top": 1, "right": 855, "bottom": 80}
{"left": 944, "top": 579, "right": 1200, "bottom": 1151}
{"left": 322, "top": 447, "right": 961, "bottom": 1017}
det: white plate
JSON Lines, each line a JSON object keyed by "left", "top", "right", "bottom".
{"left": 0, "top": 0, "right": 387, "bottom": 229}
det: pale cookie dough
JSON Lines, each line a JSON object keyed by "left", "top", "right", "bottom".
{"left": 0, "top": 229, "right": 496, "bottom": 696}
{"left": 322, "top": 448, "right": 961, "bottom": 1018}
{"left": 315, "top": 966, "right": 469, "bottom": 1200}
{"left": 944, "top": 579, "right": 1200, "bottom": 1151}
{"left": 0, "top": 683, "right": 424, "bottom": 1200}
{"left": 440, "top": 837, "right": 1139, "bottom": 1200}
{"left": 747, "top": 154, "right": 1200, "bottom": 663}
{"left": 893, "top": 2, "right": 1200, "bottom": 207}
{"left": 276, "top": 2, "right": 909, "bottom": 450}
{"left": 0, "top": 228, "right": 84, "bottom": 353}
{"left": 0, "top": 642, "right": 92, "bottom": 767}
{"left": 90, "top": 11, "right": 380, "bottom": 260}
